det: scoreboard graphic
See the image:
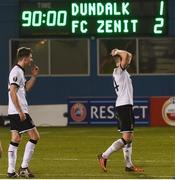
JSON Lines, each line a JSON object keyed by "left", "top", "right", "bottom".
{"left": 19, "top": 0, "right": 168, "bottom": 37}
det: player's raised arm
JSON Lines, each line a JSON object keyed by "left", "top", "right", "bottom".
{"left": 111, "top": 49, "right": 132, "bottom": 69}
{"left": 25, "top": 65, "right": 39, "bottom": 92}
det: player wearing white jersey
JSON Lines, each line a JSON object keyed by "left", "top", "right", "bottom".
{"left": 98, "top": 49, "right": 143, "bottom": 173}
{"left": 113, "top": 65, "right": 133, "bottom": 107}
{"left": 7, "top": 47, "right": 40, "bottom": 178}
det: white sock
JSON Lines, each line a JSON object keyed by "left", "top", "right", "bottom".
{"left": 8, "top": 143, "right": 18, "bottom": 173}
{"left": 123, "top": 142, "right": 134, "bottom": 168}
{"left": 102, "top": 139, "right": 125, "bottom": 159}
{"left": 21, "top": 140, "right": 36, "bottom": 168}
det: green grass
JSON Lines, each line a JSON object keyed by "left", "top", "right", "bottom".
{"left": 0, "top": 126, "right": 175, "bottom": 179}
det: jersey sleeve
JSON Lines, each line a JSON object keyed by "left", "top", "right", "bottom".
{"left": 9, "top": 70, "right": 22, "bottom": 88}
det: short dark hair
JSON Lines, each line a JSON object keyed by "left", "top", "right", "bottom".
{"left": 113, "top": 54, "right": 122, "bottom": 63}
{"left": 17, "top": 47, "right": 32, "bottom": 60}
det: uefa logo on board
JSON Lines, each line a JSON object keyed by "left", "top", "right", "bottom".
{"left": 162, "top": 97, "right": 175, "bottom": 126}
{"left": 70, "top": 103, "right": 87, "bottom": 122}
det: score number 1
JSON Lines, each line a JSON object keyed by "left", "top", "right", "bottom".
{"left": 154, "top": 1, "right": 165, "bottom": 34}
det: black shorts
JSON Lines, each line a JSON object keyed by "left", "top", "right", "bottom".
{"left": 8, "top": 114, "right": 35, "bottom": 134}
{"left": 116, "top": 104, "right": 134, "bottom": 132}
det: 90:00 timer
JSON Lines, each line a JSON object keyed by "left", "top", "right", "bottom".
{"left": 22, "top": 10, "right": 67, "bottom": 27}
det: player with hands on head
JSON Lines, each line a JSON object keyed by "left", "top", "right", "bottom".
{"left": 7, "top": 47, "right": 40, "bottom": 178}
{"left": 97, "top": 48, "right": 144, "bottom": 173}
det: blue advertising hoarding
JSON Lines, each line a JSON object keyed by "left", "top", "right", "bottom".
{"left": 68, "top": 97, "right": 150, "bottom": 125}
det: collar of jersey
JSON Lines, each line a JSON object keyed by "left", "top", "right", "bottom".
{"left": 119, "top": 64, "right": 125, "bottom": 71}
{"left": 16, "top": 64, "right": 25, "bottom": 73}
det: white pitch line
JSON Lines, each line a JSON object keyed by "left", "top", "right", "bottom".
{"left": 42, "top": 158, "right": 175, "bottom": 163}
{"left": 0, "top": 173, "right": 174, "bottom": 179}
{"left": 43, "top": 158, "right": 79, "bottom": 161}
{"left": 0, "top": 173, "right": 174, "bottom": 178}
{"left": 39, "top": 131, "right": 51, "bottom": 135}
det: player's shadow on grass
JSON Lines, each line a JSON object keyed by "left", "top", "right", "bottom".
{"left": 125, "top": 170, "right": 155, "bottom": 179}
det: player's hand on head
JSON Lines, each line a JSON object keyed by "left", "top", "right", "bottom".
{"left": 31, "top": 65, "right": 39, "bottom": 77}
{"left": 111, "top": 49, "right": 119, "bottom": 56}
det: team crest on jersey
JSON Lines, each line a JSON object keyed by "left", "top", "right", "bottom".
{"left": 13, "top": 76, "right": 18, "bottom": 82}
{"left": 70, "top": 103, "right": 87, "bottom": 122}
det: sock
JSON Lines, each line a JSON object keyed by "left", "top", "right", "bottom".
{"left": 8, "top": 142, "right": 19, "bottom": 173}
{"left": 123, "top": 142, "right": 134, "bottom": 168}
{"left": 21, "top": 139, "right": 37, "bottom": 168}
{"left": 102, "top": 138, "right": 126, "bottom": 159}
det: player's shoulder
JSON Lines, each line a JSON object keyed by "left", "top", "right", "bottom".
{"left": 10, "top": 65, "right": 18, "bottom": 71}
{"left": 10, "top": 65, "right": 22, "bottom": 74}
{"left": 9, "top": 65, "right": 23, "bottom": 78}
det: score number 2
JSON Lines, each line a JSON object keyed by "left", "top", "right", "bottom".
{"left": 154, "top": 1, "right": 165, "bottom": 34}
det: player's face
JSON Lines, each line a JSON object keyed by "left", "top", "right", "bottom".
{"left": 25, "top": 53, "right": 33, "bottom": 67}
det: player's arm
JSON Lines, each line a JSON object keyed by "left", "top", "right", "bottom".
{"left": 111, "top": 49, "right": 132, "bottom": 69}
{"left": 25, "top": 65, "right": 39, "bottom": 91}
{"left": 0, "top": 141, "right": 2, "bottom": 158}
{"left": 9, "top": 85, "right": 26, "bottom": 121}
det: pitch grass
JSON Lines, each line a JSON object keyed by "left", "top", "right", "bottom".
{"left": 0, "top": 126, "right": 175, "bottom": 179}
